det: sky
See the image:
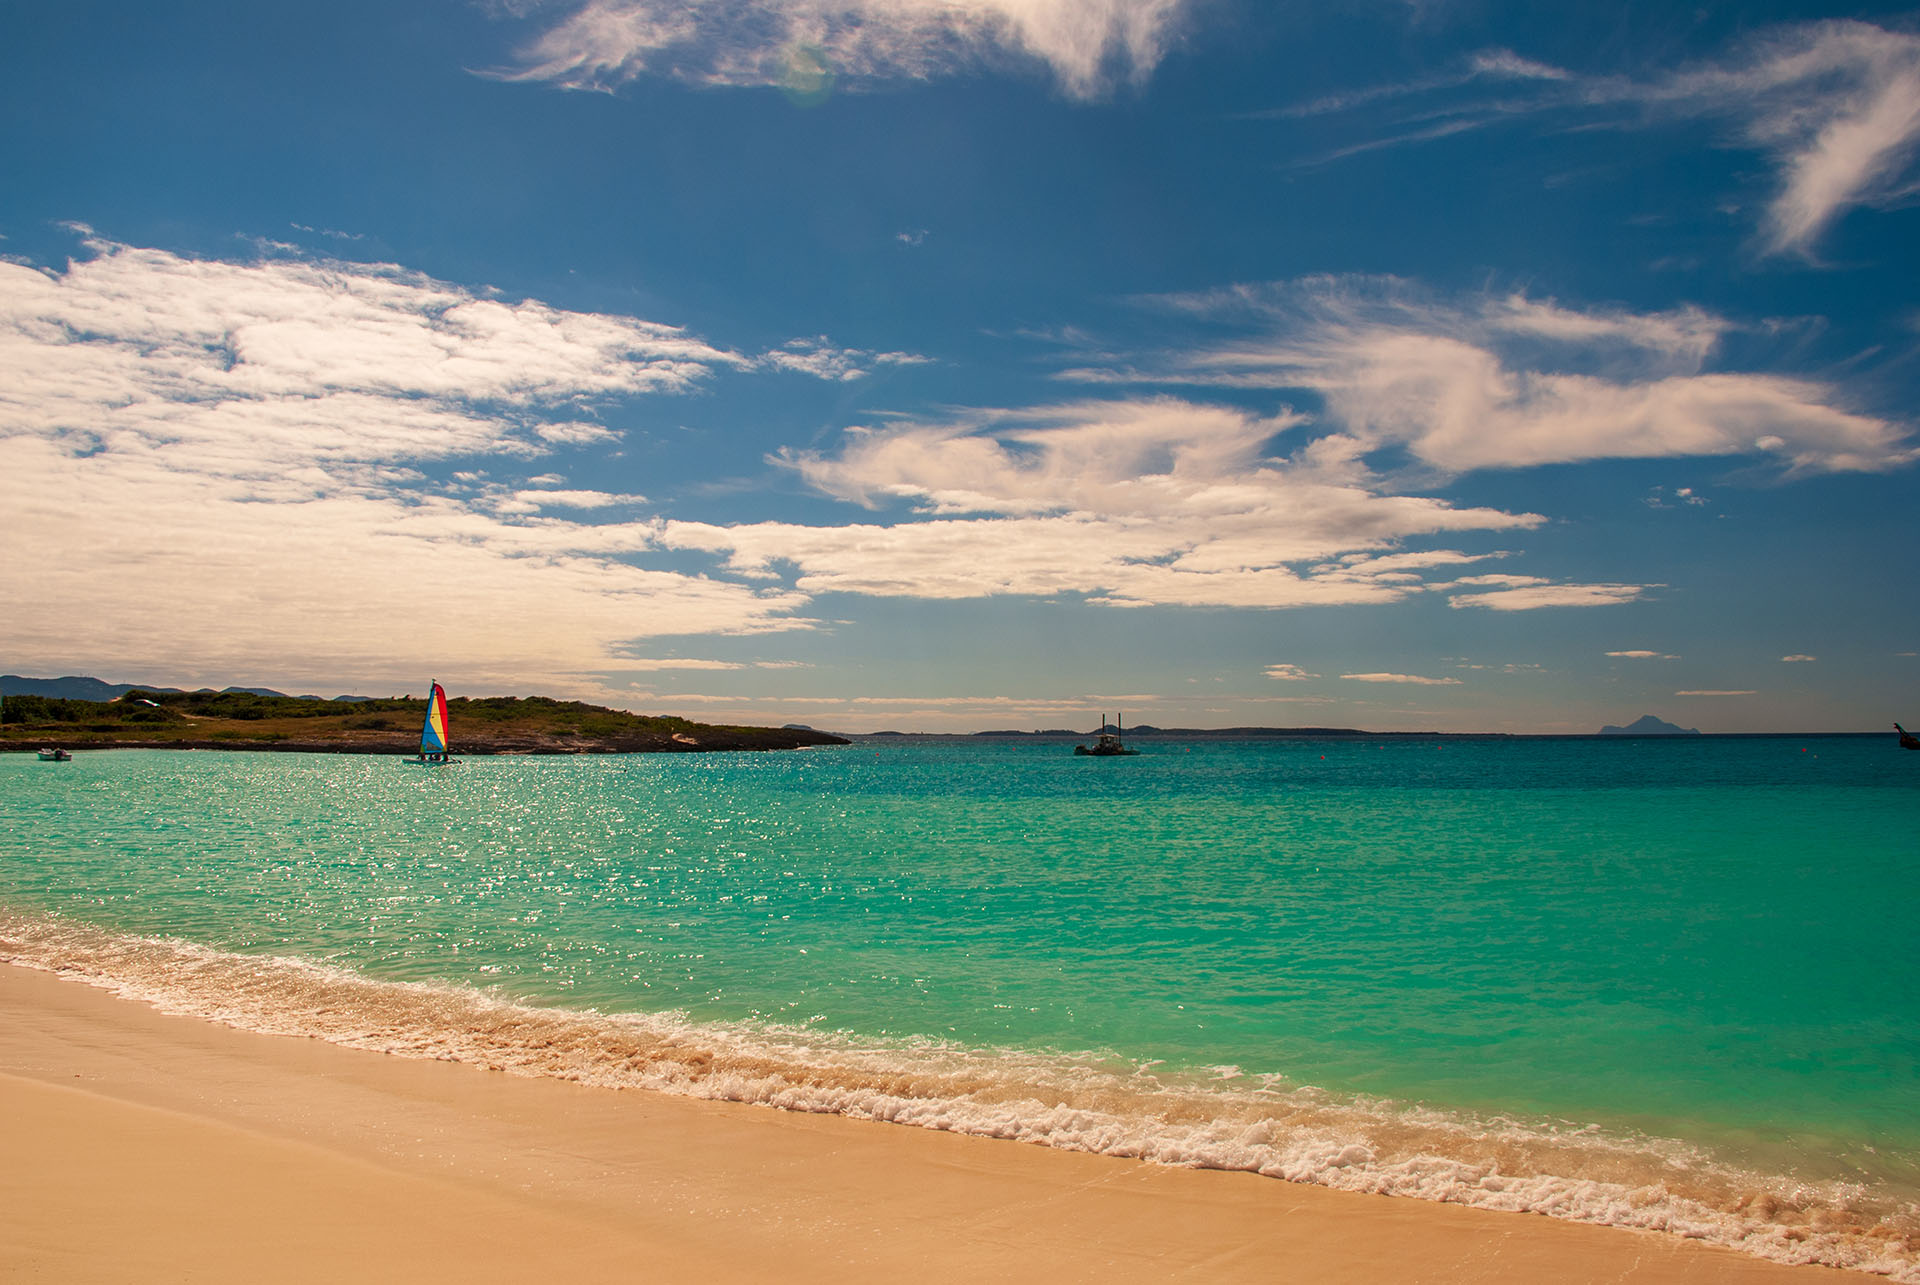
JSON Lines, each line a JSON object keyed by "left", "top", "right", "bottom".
{"left": 3, "top": 0, "right": 1918, "bottom": 734}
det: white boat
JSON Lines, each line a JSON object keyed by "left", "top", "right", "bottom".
{"left": 37, "top": 747, "right": 72, "bottom": 762}
{"left": 401, "top": 682, "right": 459, "bottom": 765}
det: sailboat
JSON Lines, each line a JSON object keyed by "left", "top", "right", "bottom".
{"left": 402, "top": 682, "right": 458, "bottom": 765}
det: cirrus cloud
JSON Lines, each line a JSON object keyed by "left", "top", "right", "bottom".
{"left": 1271, "top": 20, "right": 1920, "bottom": 258}
{"left": 500, "top": 0, "right": 1195, "bottom": 100}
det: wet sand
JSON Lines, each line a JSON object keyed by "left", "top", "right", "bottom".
{"left": 0, "top": 962, "right": 1872, "bottom": 1284}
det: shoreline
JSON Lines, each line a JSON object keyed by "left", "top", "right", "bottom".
{"left": 0, "top": 961, "right": 1876, "bottom": 1283}
{"left": 1, "top": 732, "right": 848, "bottom": 755}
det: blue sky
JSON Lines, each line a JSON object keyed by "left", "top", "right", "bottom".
{"left": 4, "top": 0, "right": 1917, "bottom": 732}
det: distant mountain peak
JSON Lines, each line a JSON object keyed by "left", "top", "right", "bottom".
{"left": 1599, "top": 714, "right": 1701, "bottom": 736}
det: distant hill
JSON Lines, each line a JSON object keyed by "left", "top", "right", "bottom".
{"left": 1599, "top": 714, "right": 1701, "bottom": 736}
{"left": 1, "top": 675, "right": 295, "bottom": 701}
{"left": 3, "top": 675, "right": 384, "bottom": 703}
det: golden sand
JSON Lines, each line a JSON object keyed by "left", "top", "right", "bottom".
{"left": 0, "top": 962, "right": 1870, "bottom": 1283}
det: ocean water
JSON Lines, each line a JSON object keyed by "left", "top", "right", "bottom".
{"left": 2, "top": 738, "right": 1916, "bottom": 1276}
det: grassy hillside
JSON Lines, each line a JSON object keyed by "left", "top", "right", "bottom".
{"left": 1, "top": 690, "right": 846, "bottom": 754}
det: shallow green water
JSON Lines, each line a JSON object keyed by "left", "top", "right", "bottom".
{"left": 3, "top": 737, "right": 1917, "bottom": 1243}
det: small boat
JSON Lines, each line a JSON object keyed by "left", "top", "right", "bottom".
{"left": 1898, "top": 722, "right": 1920, "bottom": 751}
{"left": 36, "top": 747, "right": 72, "bottom": 762}
{"left": 401, "top": 682, "right": 459, "bottom": 765}
{"left": 1075, "top": 714, "right": 1140, "bottom": 757}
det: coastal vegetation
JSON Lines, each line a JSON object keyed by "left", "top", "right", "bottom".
{"left": 0, "top": 690, "right": 846, "bottom": 754}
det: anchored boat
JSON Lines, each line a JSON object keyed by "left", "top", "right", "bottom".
{"left": 1074, "top": 714, "right": 1140, "bottom": 757}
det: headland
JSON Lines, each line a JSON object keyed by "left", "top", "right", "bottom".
{"left": 1, "top": 688, "right": 847, "bottom": 755}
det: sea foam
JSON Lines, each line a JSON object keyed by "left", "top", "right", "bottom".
{"left": 4, "top": 908, "right": 1915, "bottom": 1281}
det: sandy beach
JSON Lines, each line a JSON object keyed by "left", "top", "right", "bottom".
{"left": 0, "top": 961, "right": 1876, "bottom": 1284}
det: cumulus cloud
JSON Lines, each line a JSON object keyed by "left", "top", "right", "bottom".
{"left": 0, "top": 236, "right": 808, "bottom": 690}
{"left": 760, "top": 336, "right": 930, "bottom": 381}
{"left": 1608, "top": 649, "right": 1679, "bottom": 659}
{"left": 1780, "top": 653, "right": 1817, "bottom": 662}
{"left": 501, "top": 0, "right": 1194, "bottom": 99}
{"left": 659, "top": 396, "right": 1560, "bottom": 608}
{"left": 1101, "top": 277, "right": 1913, "bottom": 477}
{"left": 1449, "top": 583, "right": 1652, "bottom": 611}
{"left": 1340, "top": 672, "right": 1463, "bottom": 685}
{"left": 1264, "top": 663, "right": 1318, "bottom": 681}
{"left": 3, "top": 233, "right": 1690, "bottom": 699}
{"left": 1646, "top": 485, "right": 1711, "bottom": 508}
{"left": 522, "top": 488, "right": 648, "bottom": 507}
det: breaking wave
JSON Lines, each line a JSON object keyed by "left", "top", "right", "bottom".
{"left": 4, "top": 908, "right": 1914, "bottom": 1280}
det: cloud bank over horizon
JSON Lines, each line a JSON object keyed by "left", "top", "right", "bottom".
{"left": 0, "top": 235, "right": 820, "bottom": 693}
{"left": 1, "top": 232, "right": 1910, "bottom": 713}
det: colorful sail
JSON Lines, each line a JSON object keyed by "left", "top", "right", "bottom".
{"left": 420, "top": 682, "right": 449, "bottom": 755}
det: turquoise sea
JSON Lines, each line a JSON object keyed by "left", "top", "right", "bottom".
{"left": 3, "top": 737, "right": 1916, "bottom": 1277}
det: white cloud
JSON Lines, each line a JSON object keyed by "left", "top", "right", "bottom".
{"left": 660, "top": 396, "right": 1553, "bottom": 608}
{"left": 1273, "top": 45, "right": 1571, "bottom": 121}
{"left": 1443, "top": 574, "right": 1550, "bottom": 589}
{"left": 1449, "top": 583, "right": 1652, "bottom": 610}
{"left": 617, "top": 659, "right": 749, "bottom": 670}
{"left": 506, "top": 487, "right": 648, "bottom": 507}
{"left": 1656, "top": 22, "right": 1920, "bottom": 256}
{"left": 1264, "top": 663, "right": 1318, "bottom": 681}
{"left": 616, "top": 658, "right": 812, "bottom": 670}
{"left": 1677, "top": 689, "right": 1758, "bottom": 696}
{"left": 502, "top": 0, "right": 1195, "bottom": 100}
{"left": 1340, "top": 672, "right": 1463, "bottom": 685}
{"left": 761, "top": 336, "right": 930, "bottom": 381}
{"left": 0, "top": 237, "right": 806, "bottom": 691}
{"left": 1780, "top": 653, "right": 1818, "bottom": 662}
{"left": 1280, "top": 21, "right": 1920, "bottom": 256}
{"left": 1607, "top": 649, "right": 1679, "bottom": 659}
{"left": 1646, "top": 485, "right": 1710, "bottom": 509}
{"left": 1110, "top": 278, "right": 1912, "bottom": 477}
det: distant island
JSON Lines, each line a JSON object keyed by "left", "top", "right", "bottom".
{"left": 1, "top": 680, "right": 847, "bottom": 755}
{"left": 1598, "top": 714, "right": 1701, "bottom": 736}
